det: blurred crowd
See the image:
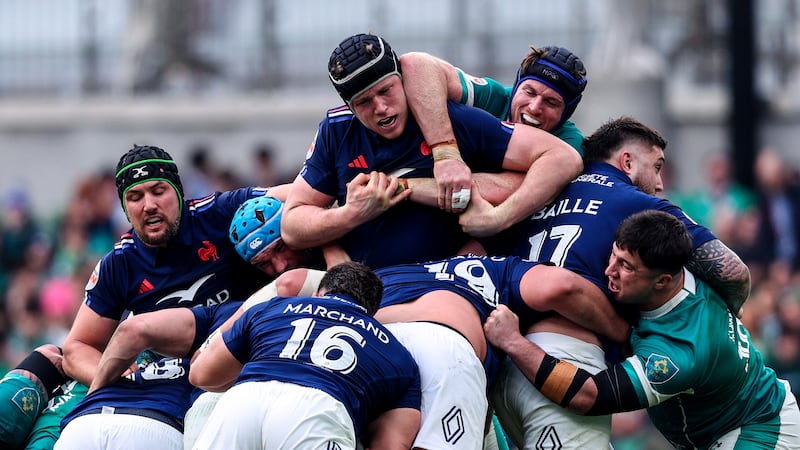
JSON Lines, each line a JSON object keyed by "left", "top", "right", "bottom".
{"left": 0, "top": 142, "right": 797, "bottom": 449}
{"left": 671, "top": 147, "right": 800, "bottom": 396}
{"left": 0, "top": 142, "right": 297, "bottom": 373}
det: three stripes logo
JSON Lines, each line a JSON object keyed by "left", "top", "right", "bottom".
{"left": 138, "top": 279, "right": 154, "bottom": 294}
{"left": 347, "top": 155, "right": 368, "bottom": 169}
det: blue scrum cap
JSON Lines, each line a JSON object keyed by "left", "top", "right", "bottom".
{"left": 229, "top": 196, "right": 283, "bottom": 262}
{"left": 512, "top": 46, "right": 587, "bottom": 127}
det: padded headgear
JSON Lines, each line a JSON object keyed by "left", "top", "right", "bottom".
{"left": 229, "top": 196, "right": 283, "bottom": 262}
{"left": 328, "top": 33, "right": 402, "bottom": 105}
{"left": 115, "top": 145, "right": 184, "bottom": 213}
{"left": 511, "top": 46, "right": 587, "bottom": 128}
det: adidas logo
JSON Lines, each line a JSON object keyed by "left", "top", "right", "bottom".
{"left": 347, "top": 155, "right": 368, "bottom": 169}
{"left": 138, "top": 279, "right": 154, "bottom": 294}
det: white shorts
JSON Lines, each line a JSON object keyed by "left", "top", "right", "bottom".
{"left": 192, "top": 380, "right": 356, "bottom": 450}
{"left": 490, "top": 332, "right": 613, "bottom": 450}
{"left": 54, "top": 411, "right": 182, "bottom": 450}
{"left": 385, "top": 321, "right": 487, "bottom": 450}
{"left": 183, "top": 391, "right": 224, "bottom": 450}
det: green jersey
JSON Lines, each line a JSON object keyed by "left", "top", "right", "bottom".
{"left": 455, "top": 68, "right": 584, "bottom": 155}
{"left": 621, "top": 270, "right": 786, "bottom": 449}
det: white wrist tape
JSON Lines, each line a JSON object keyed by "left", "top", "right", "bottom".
{"left": 451, "top": 188, "right": 471, "bottom": 209}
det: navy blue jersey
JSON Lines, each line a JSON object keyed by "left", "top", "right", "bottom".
{"left": 376, "top": 254, "right": 546, "bottom": 384}
{"left": 482, "top": 162, "right": 716, "bottom": 296}
{"left": 84, "top": 188, "right": 272, "bottom": 318}
{"left": 188, "top": 301, "right": 242, "bottom": 403}
{"left": 61, "top": 302, "right": 245, "bottom": 431}
{"left": 300, "top": 101, "right": 514, "bottom": 268}
{"left": 481, "top": 163, "right": 716, "bottom": 360}
{"left": 60, "top": 368, "right": 193, "bottom": 430}
{"left": 191, "top": 301, "right": 242, "bottom": 354}
{"left": 223, "top": 295, "right": 421, "bottom": 438}
{"left": 63, "top": 188, "right": 271, "bottom": 430}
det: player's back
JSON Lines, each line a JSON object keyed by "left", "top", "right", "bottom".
{"left": 225, "top": 295, "right": 420, "bottom": 436}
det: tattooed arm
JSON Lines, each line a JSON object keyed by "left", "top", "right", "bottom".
{"left": 685, "top": 238, "right": 751, "bottom": 315}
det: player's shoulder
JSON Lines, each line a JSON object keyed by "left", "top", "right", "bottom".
{"left": 111, "top": 230, "right": 136, "bottom": 254}
{"left": 326, "top": 105, "right": 355, "bottom": 122}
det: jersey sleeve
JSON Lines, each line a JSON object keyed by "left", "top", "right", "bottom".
{"left": 655, "top": 199, "right": 717, "bottom": 248}
{"left": 299, "top": 120, "right": 341, "bottom": 196}
{"left": 620, "top": 337, "right": 698, "bottom": 408}
{"left": 393, "top": 369, "right": 422, "bottom": 411}
{"left": 214, "top": 187, "right": 268, "bottom": 215}
{"left": 83, "top": 254, "right": 128, "bottom": 319}
{"left": 448, "top": 102, "right": 513, "bottom": 171}
{"left": 222, "top": 305, "right": 258, "bottom": 364}
{"left": 456, "top": 69, "right": 512, "bottom": 119}
{"left": 552, "top": 120, "right": 585, "bottom": 156}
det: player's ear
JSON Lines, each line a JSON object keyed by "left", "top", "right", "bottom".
{"left": 653, "top": 273, "right": 672, "bottom": 291}
{"left": 617, "top": 151, "right": 633, "bottom": 173}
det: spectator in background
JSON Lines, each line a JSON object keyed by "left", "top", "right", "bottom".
{"left": 753, "top": 148, "right": 800, "bottom": 277}
{"left": 50, "top": 170, "right": 126, "bottom": 280}
{"left": 769, "top": 287, "right": 800, "bottom": 399}
{"left": 250, "top": 142, "right": 297, "bottom": 188}
{"left": 670, "top": 151, "right": 756, "bottom": 239}
{"left": 215, "top": 167, "right": 245, "bottom": 192}
{"left": 0, "top": 190, "right": 46, "bottom": 293}
{"left": 183, "top": 143, "right": 221, "bottom": 198}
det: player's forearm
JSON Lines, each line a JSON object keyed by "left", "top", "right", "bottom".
{"left": 525, "top": 269, "right": 630, "bottom": 343}
{"left": 400, "top": 52, "right": 456, "bottom": 145}
{"left": 62, "top": 342, "right": 102, "bottom": 386}
{"left": 407, "top": 172, "right": 525, "bottom": 207}
{"left": 367, "top": 407, "right": 421, "bottom": 450}
{"left": 281, "top": 205, "right": 357, "bottom": 249}
{"left": 560, "top": 284, "right": 630, "bottom": 344}
{"left": 89, "top": 323, "right": 148, "bottom": 392}
{"left": 497, "top": 148, "right": 582, "bottom": 229}
{"left": 90, "top": 354, "right": 137, "bottom": 394}
{"left": 499, "top": 337, "right": 600, "bottom": 415}
{"left": 686, "top": 239, "right": 751, "bottom": 314}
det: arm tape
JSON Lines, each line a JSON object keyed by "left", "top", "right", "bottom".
{"left": 15, "top": 348, "right": 68, "bottom": 395}
{"left": 586, "top": 364, "right": 643, "bottom": 415}
{"left": 533, "top": 354, "right": 591, "bottom": 407}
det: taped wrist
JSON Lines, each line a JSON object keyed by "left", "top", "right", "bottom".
{"left": 15, "top": 348, "right": 68, "bottom": 395}
{"left": 395, "top": 178, "right": 409, "bottom": 194}
{"left": 587, "top": 364, "right": 642, "bottom": 415}
{"left": 431, "top": 140, "right": 464, "bottom": 162}
{"left": 534, "top": 354, "right": 591, "bottom": 407}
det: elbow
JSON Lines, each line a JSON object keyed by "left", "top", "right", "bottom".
{"left": 563, "top": 147, "right": 583, "bottom": 178}
{"left": 540, "top": 268, "right": 583, "bottom": 311}
{"left": 61, "top": 341, "right": 80, "bottom": 380}
{"left": 188, "top": 369, "right": 228, "bottom": 393}
{"left": 188, "top": 366, "right": 212, "bottom": 391}
{"left": 567, "top": 390, "right": 596, "bottom": 415}
{"left": 279, "top": 219, "right": 302, "bottom": 249}
{"left": 399, "top": 52, "right": 428, "bottom": 75}
{"left": 275, "top": 269, "right": 310, "bottom": 297}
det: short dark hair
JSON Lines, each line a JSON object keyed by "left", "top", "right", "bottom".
{"left": 583, "top": 116, "right": 668, "bottom": 163}
{"left": 614, "top": 210, "right": 692, "bottom": 275}
{"left": 318, "top": 262, "right": 383, "bottom": 315}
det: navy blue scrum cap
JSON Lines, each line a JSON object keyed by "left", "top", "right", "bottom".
{"left": 328, "top": 33, "right": 402, "bottom": 105}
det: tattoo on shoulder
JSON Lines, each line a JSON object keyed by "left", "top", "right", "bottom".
{"left": 686, "top": 239, "right": 750, "bottom": 309}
